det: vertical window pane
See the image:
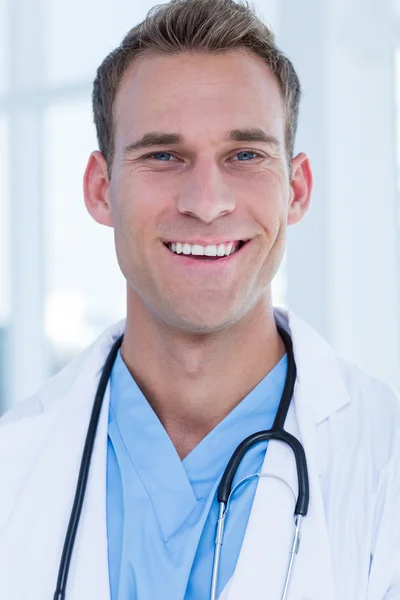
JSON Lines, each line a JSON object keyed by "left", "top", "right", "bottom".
{"left": 0, "top": 116, "right": 10, "bottom": 323}
{"left": 394, "top": 49, "right": 400, "bottom": 316}
{"left": 44, "top": 99, "right": 125, "bottom": 374}
{"left": 395, "top": 48, "right": 400, "bottom": 185}
{"left": 0, "top": 115, "right": 9, "bottom": 412}
{"left": 0, "top": 0, "right": 8, "bottom": 94}
{"left": 43, "top": 0, "right": 168, "bottom": 85}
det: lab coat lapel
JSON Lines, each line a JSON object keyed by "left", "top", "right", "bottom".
{"left": 220, "top": 309, "right": 346, "bottom": 600}
{"left": 220, "top": 402, "right": 332, "bottom": 600}
{"left": 46, "top": 330, "right": 115, "bottom": 600}
{"left": 65, "top": 383, "right": 111, "bottom": 600}
{"left": 0, "top": 323, "right": 122, "bottom": 600}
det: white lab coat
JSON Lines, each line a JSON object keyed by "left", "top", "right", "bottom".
{"left": 0, "top": 308, "right": 399, "bottom": 600}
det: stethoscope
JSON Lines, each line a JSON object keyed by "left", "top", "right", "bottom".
{"left": 53, "top": 325, "right": 309, "bottom": 600}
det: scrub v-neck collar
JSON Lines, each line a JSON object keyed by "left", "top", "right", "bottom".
{"left": 109, "top": 350, "right": 288, "bottom": 541}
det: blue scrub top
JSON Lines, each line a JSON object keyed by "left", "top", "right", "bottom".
{"left": 107, "top": 350, "right": 287, "bottom": 599}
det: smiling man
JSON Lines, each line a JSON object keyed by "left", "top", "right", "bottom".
{"left": 1, "top": 1, "right": 400, "bottom": 599}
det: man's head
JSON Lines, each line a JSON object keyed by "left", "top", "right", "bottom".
{"left": 92, "top": 0, "right": 301, "bottom": 178}
{"left": 84, "top": 0, "right": 312, "bottom": 335}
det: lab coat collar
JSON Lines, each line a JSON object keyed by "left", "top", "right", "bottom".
{"left": 274, "top": 307, "right": 350, "bottom": 423}
{"left": 20, "top": 307, "right": 349, "bottom": 429}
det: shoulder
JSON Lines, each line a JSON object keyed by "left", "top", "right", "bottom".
{"left": 324, "top": 357, "right": 400, "bottom": 478}
{"left": 277, "top": 307, "right": 400, "bottom": 470}
{"left": 280, "top": 306, "right": 400, "bottom": 428}
{"left": 337, "top": 356, "right": 400, "bottom": 420}
{"left": 337, "top": 357, "right": 400, "bottom": 437}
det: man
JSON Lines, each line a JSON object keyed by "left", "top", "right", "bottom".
{"left": 0, "top": 0, "right": 399, "bottom": 598}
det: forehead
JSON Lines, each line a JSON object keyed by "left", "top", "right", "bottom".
{"left": 113, "top": 49, "right": 285, "bottom": 147}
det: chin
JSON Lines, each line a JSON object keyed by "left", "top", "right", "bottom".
{"left": 170, "top": 306, "right": 246, "bottom": 335}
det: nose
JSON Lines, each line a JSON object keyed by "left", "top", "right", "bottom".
{"left": 176, "top": 160, "right": 236, "bottom": 224}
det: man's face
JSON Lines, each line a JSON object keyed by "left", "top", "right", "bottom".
{"left": 108, "top": 49, "right": 300, "bottom": 333}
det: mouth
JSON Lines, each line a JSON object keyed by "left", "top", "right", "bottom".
{"left": 162, "top": 240, "right": 249, "bottom": 262}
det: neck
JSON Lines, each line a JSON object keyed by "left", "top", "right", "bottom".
{"left": 120, "top": 291, "right": 285, "bottom": 459}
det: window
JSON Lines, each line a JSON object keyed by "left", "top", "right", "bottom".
{"left": 43, "top": 99, "right": 125, "bottom": 374}
{"left": 0, "top": 0, "right": 8, "bottom": 95}
{"left": 43, "top": 0, "right": 167, "bottom": 85}
{"left": 0, "top": 117, "right": 10, "bottom": 323}
{"left": 0, "top": 117, "right": 10, "bottom": 410}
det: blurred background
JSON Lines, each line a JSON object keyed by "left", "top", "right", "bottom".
{"left": 1, "top": 0, "right": 400, "bottom": 413}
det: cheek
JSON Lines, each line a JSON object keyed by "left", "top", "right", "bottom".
{"left": 248, "top": 191, "right": 287, "bottom": 243}
{"left": 110, "top": 187, "right": 144, "bottom": 274}
{"left": 242, "top": 167, "right": 289, "bottom": 211}
{"left": 110, "top": 178, "right": 171, "bottom": 284}
{"left": 111, "top": 177, "right": 158, "bottom": 239}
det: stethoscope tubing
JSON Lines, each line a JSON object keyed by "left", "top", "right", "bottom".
{"left": 218, "top": 326, "right": 309, "bottom": 515}
{"left": 217, "top": 428, "right": 309, "bottom": 514}
{"left": 210, "top": 325, "right": 309, "bottom": 600}
{"left": 53, "top": 334, "right": 124, "bottom": 600}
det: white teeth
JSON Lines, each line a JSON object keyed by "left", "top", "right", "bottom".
{"left": 205, "top": 245, "right": 217, "bottom": 257}
{"left": 192, "top": 244, "right": 205, "bottom": 256}
{"left": 224, "top": 242, "right": 233, "bottom": 256}
{"left": 217, "top": 244, "right": 225, "bottom": 257}
{"left": 167, "top": 241, "right": 242, "bottom": 257}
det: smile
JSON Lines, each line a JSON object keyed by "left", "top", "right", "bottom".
{"left": 163, "top": 240, "right": 248, "bottom": 260}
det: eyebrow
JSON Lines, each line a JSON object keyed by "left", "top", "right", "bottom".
{"left": 123, "top": 128, "right": 281, "bottom": 154}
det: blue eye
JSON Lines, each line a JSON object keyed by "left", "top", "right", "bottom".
{"left": 151, "top": 152, "right": 173, "bottom": 161}
{"left": 236, "top": 151, "right": 258, "bottom": 161}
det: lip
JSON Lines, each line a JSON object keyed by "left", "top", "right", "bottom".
{"left": 162, "top": 239, "right": 250, "bottom": 268}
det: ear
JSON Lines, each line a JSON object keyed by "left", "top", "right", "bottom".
{"left": 83, "top": 150, "right": 114, "bottom": 227}
{"left": 287, "top": 152, "right": 313, "bottom": 226}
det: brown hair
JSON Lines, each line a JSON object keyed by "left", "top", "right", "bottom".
{"left": 92, "top": 0, "right": 301, "bottom": 176}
